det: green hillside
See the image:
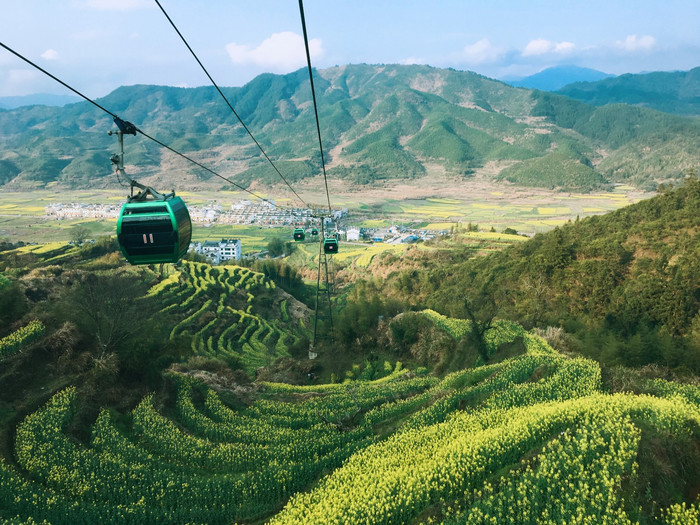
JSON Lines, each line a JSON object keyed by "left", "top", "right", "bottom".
{"left": 1, "top": 170, "right": 700, "bottom": 524}
{"left": 0, "top": 64, "right": 698, "bottom": 191}
{"left": 377, "top": 176, "right": 700, "bottom": 373}
{"left": 557, "top": 67, "right": 700, "bottom": 116}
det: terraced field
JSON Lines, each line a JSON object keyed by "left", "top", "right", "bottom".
{"left": 150, "top": 261, "right": 307, "bottom": 374}
{"left": 2, "top": 312, "right": 699, "bottom": 524}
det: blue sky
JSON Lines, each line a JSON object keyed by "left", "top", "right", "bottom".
{"left": 1, "top": 0, "right": 698, "bottom": 98}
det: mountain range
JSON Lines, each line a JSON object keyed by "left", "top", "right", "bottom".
{"left": 0, "top": 93, "right": 81, "bottom": 110}
{"left": 557, "top": 66, "right": 700, "bottom": 116}
{"left": 0, "top": 64, "right": 698, "bottom": 192}
{"left": 504, "top": 65, "right": 615, "bottom": 91}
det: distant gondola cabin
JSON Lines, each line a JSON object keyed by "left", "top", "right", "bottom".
{"left": 293, "top": 228, "right": 306, "bottom": 241}
{"left": 117, "top": 196, "right": 192, "bottom": 265}
{"left": 323, "top": 237, "right": 339, "bottom": 254}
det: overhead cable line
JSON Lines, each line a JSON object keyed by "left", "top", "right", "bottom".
{"left": 154, "top": 0, "right": 308, "bottom": 208}
{"left": 0, "top": 40, "right": 274, "bottom": 205}
{"left": 297, "top": 0, "right": 336, "bottom": 350}
{"left": 0, "top": 42, "right": 118, "bottom": 121}
{"left": 298, "top": 0, "right": 333, "bottom": 216}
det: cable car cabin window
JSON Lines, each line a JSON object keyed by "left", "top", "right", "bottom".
{"left": 122, "top": 206, "right": 168, "bottom": 215}
{"left": 119, "top": 217, "right": 176, "bottom": 256}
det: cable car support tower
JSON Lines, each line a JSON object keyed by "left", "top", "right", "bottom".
{"left": 297, "top": 0, "right": 339, "bottom": 359}
{"left": 310, "top": 215, "right": 336, "bottom": 358}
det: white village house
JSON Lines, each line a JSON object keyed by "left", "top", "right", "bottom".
{"left": 189, "top": 239, "right": 242, "bottom": 264}
{"left": 346, "top": 227, "right": 361, "bottom": 241}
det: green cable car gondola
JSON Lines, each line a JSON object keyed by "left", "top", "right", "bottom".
{"left": 311, "top": 228, "right": 319, "bottom": 236}
{"left": 117, "top": 190, "right": 192, "bottom": 265}
{"left": 293, "top": 228, "right": 306, "bottom": 241}
{"left": 323, "top": 236, "right": 339, "bottom": 254}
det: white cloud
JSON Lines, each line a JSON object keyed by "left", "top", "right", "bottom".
{"left": 226, "top": 32, "right": 323, "bottom": 71}
{"left": 616, "top": 35, "right": 656, "bottom": 51}
{"left": 523, "top": 39, "right": 552, "bottom": 56}
{"left": 461, "top": 39, "right": 503, "bottom": 64}
{"left": 85, "top": 0, "right": 150, "bottom": 10}
{"left": 399, "top": 57, "right": 426, "bottom": 65}
{"left": 41, "top": 49, "right": 59, "bottom": 60}
{"left": 554, "top": 41, "right": 575, "bottom": 54}
{"left": 523, "top": 39, "right": 576, "bottom": 56}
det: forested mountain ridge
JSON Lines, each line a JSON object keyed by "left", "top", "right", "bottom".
{"left": 0, "top": 64, "right": 697, "bottom": 192}
{"left": 557, "top": 66, "right": 700, "bottom": 116}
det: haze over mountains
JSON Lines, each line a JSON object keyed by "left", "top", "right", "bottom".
{"left": 504, "top": 65, "right": 616, "bottom": 91}
{"left": 0, "top": 64, "right": 697, "bottom": 193}
{"left": 0, "top": 93, "right": 81, "bottom": 110}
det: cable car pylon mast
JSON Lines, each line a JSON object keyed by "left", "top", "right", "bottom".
{"left": 310, "top": 216, "right": 335, "bottom": 359}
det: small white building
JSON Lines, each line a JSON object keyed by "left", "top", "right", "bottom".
{"left": 218, "top": 239, "right": 241, "bottom": 262}
{"left": 190, "top": 238, "right": 242, "bottom": 264}
{"left": 346, "top": 227, "right": 361, "bottom": 241}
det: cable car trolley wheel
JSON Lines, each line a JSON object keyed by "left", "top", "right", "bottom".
{"left": 117, "top": 185, "right": 192, "bottom": 265}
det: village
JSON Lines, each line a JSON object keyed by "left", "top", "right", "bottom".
{"left": 44, "top": 199, "right": 316, "bottom": 226}
{"left": 44, "top": 199, "right": 445, "bottom": 264}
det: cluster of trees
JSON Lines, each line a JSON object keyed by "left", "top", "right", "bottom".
{"left": 370, "top": 176, "right": 700, "bottom": 373}
{"left": 0, "top": 242, "right": 191, "bottom": 420}
{"left": 250, "top": 258, "right": 310, "bottom": 305}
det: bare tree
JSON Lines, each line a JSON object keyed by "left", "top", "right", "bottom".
{"left": 70, "top": 225, "right": 91, "bottom": 245}
{"left": 460, "top": 272, "right": 511, "bottom": 363}
{"left": 462, "top": 294, "right": 496, "bottom": 363}
{"left": 68, "top": 273, "right": 147, "bottom": 355}
{"left": 520, "top": 272, "right": 552, "bottom": 327}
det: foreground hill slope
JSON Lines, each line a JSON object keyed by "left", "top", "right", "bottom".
{"left": 1, "top": 186, "right": 699, "bottom": 522}
{"left": 1, "top": 318, "right": 699, "bottom": 524}
{"left": 0, "top": 64, "right": 698, "bottom": 191}
{"left": 380, "top": 177, "right": 700, "bottom": 371}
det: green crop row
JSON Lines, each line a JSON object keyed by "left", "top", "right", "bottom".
{"left": 271, "top": 393, "right": 700, "bottom": 524}
{"left": 0, "top": 320, "right": 45, "bottom": 358}
{"left": 5, "top": 346, "right": 700, "bottom": 524}
{"left": 147, "top": 261, "right": 295, "bottom": 373}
